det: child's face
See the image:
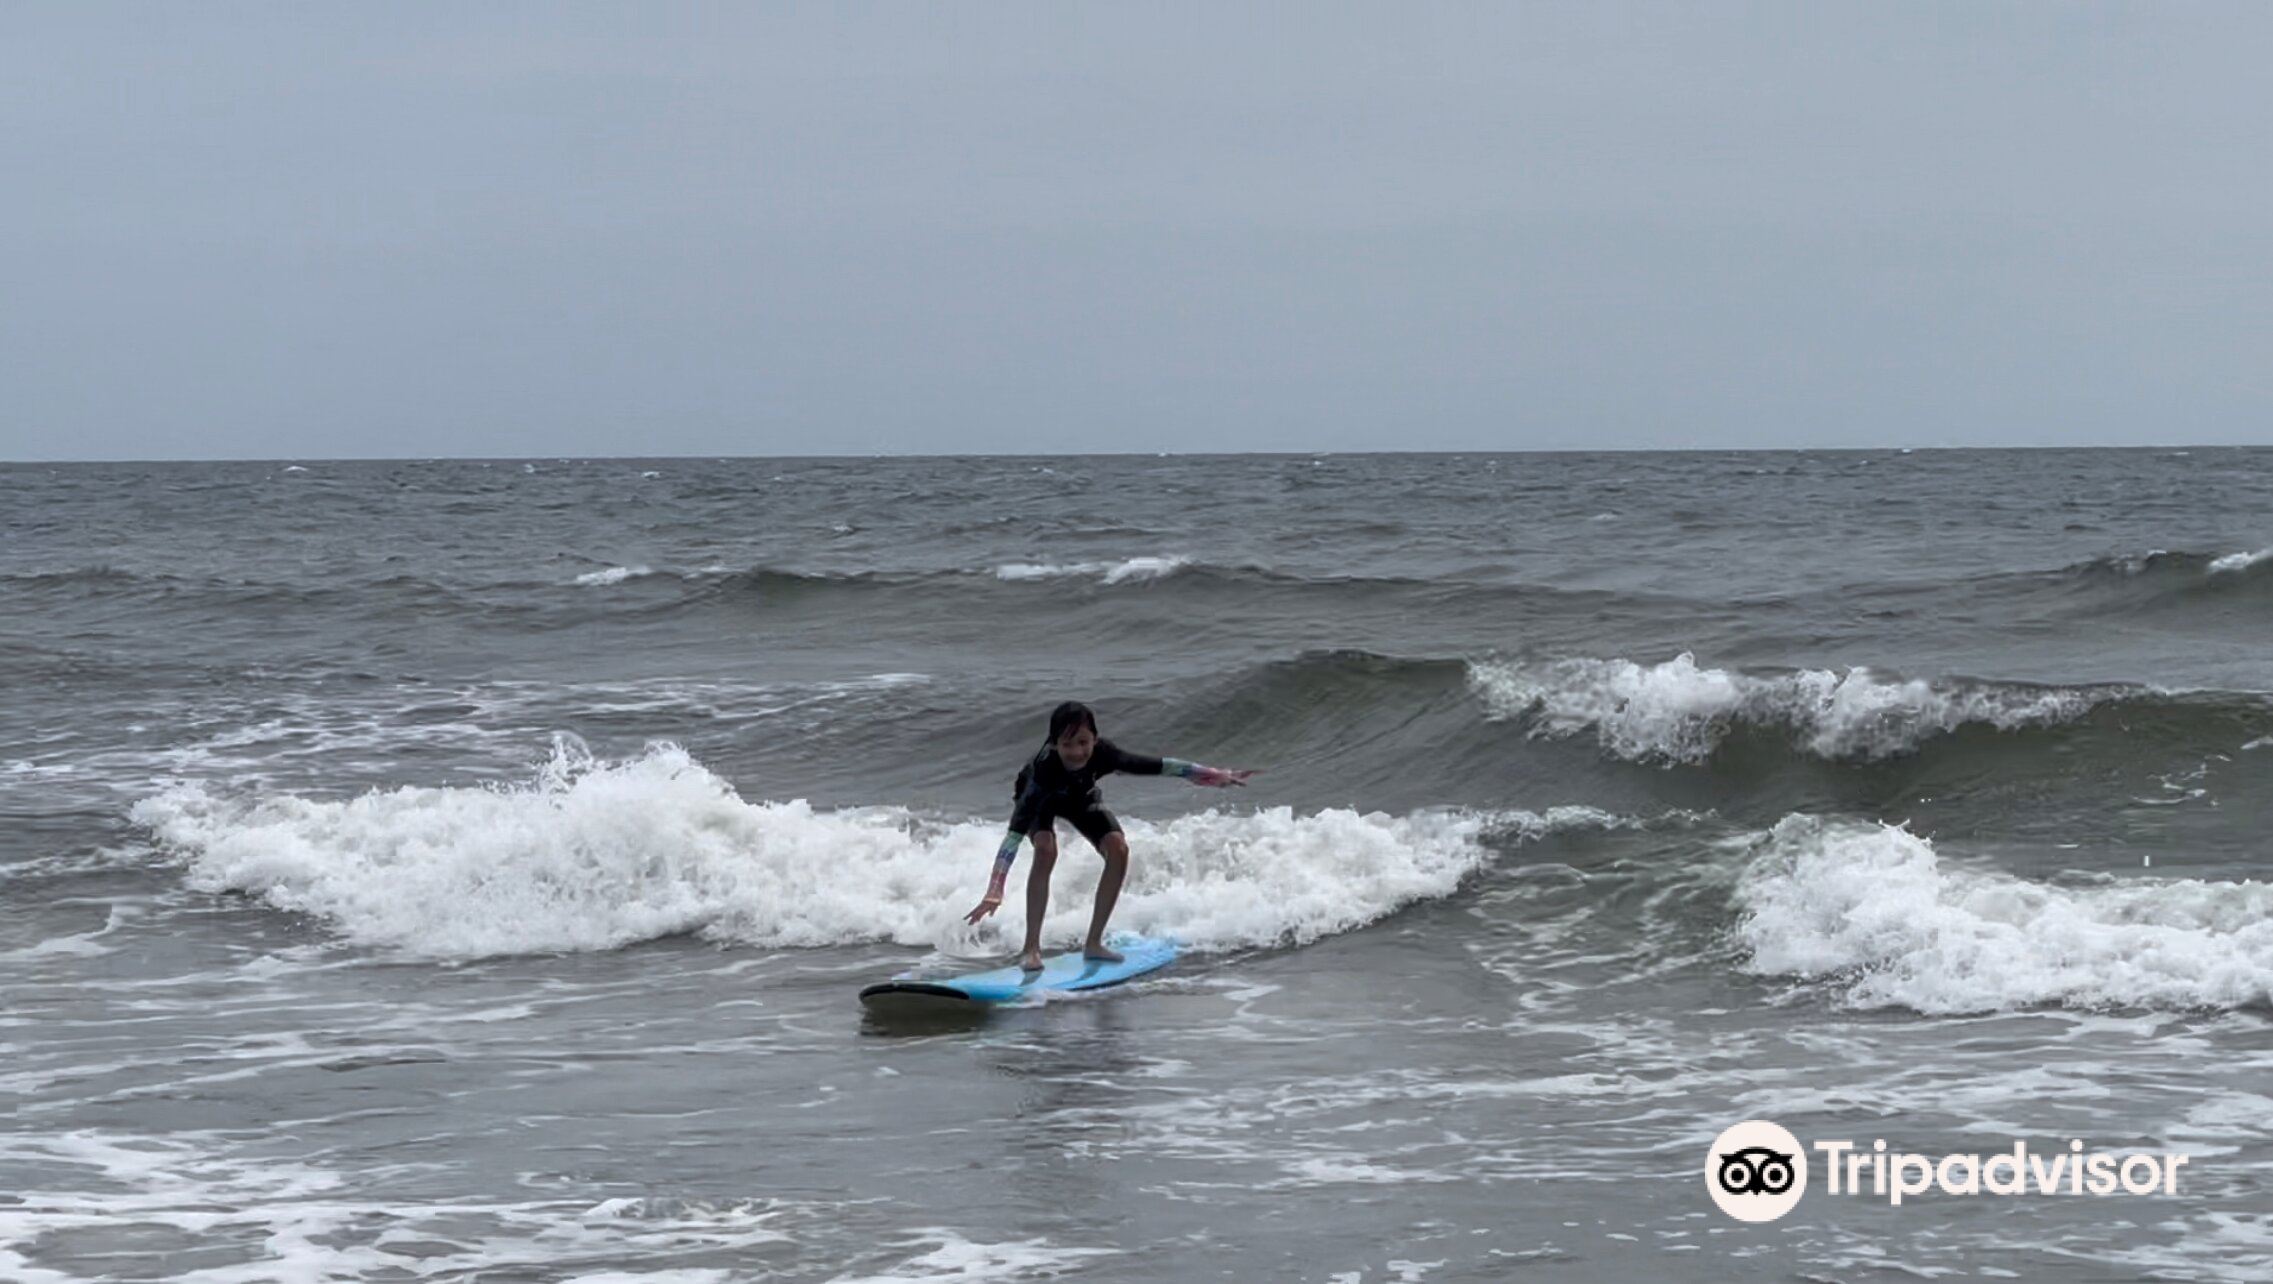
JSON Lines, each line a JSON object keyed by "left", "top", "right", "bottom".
{"left": 1054, "top": 725, "right": 1097, "bottom": 769}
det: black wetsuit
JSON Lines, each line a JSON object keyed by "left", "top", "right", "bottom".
{"left": 1009, "top": 738, "right": 1167, "bottom": 847}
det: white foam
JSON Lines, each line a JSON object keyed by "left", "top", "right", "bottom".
{"left": 2209, "top": 548, "right": 2271, "bottom": 575}
{"left": 131, "top": 741, "right": 1585, "bottom": 961}
{"left": 1099, "top": 554, "right": 1189, "bottom": 584}
{"left": 1468, "top": 653, "right": 2102, "bottom": 763}
{"left": 6, "top": 934, "right": 112, "bottom": 960}
{"left": 992, "top": 555, "right": 1190, "bottom": 584}
{"left": 9, "top": 759, "right": 77, "bottom": 776}
{"left": 2, "top": 904, "right": 136, "bottom": 961}
{"left": 1274, "top": 1156, "right": 1458, "bottom": 1186}
{"left": 574, "top": 565, "right": 652, "bottom": 587}
{"left": 826, "top": 1231, "right": 1115, "bottom": 1284}
{"left": 0, "top": 1128, "right": 803, "bottom": 1284}
{"left": 993, "top": 562, "right": 1088, "bottom": 580}
{"left": 1735, "top": 814, "right": 2273, "bottom": 1012}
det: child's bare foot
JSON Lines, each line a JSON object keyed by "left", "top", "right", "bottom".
{"left": 1082, "top": 941, "right": 1124, "bottom": 963}
{"left": 1018, "top": 950, "right": 1045, "bottom": 972}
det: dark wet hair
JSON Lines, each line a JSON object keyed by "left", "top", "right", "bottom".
{"left": 1047, "top": 700, "right": 1099, "bottom": 742}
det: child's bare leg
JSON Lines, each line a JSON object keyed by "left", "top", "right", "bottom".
{"left": 1084, "top": 831, "right": 1130, "bottom": 961}
{"left": 1019, "top": 829, "right": 1058, "bottom": 970}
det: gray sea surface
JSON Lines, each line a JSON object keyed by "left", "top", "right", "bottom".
{"left": 5, "top": 449, "right": 2272, "bottom": 1281}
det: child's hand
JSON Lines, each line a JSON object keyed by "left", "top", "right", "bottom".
{"left": 964, "top": 892, "right": 1003, "bottom": 924}
{"left": 1190, "top": 766, "right": 1257, "bottom": 788}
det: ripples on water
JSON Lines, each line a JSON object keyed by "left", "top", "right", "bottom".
{"left": 5, "top": 450, "right": 2271, "bottom": 1280}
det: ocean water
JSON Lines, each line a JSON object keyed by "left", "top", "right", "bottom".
{"left": 5, "top": 448, "right": 2271, "bottom": 1281}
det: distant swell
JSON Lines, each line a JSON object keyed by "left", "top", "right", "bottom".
{"left": 1050, "top": 647, "right": 2266, "bottom": 787}
{"left": 1467, "top": 652, "right": 2119, "bottom": 764}
{"left": 2040, "top": 547, "right": 2273, "bottom": 615}
{"left": 2083, "top": 547, "right": 2273, "bottom": 580}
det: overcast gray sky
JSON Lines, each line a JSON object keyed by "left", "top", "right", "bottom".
{"left": 3, "top": 3, "right": 2268, "bottom": 460}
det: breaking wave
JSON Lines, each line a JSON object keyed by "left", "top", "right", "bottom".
{"left": 1734, "top": 814, "right": 2273, "bottom": 1013}
{"left": 130, "top": 739, "right": 1631, "bottom": 962}
{"left": 1468, "top": 653, "right": 2119, "bottom": 764}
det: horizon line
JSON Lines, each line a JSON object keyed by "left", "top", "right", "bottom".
{"left": 5, "top": 442, "right": 2267, "bottom": 466}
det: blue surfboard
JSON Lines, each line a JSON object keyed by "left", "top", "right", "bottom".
{"left": 860, "top": 935, "right": 1179, "bottom": 1011}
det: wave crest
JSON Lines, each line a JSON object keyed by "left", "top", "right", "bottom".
{"left": 993, "top": 555, "right": 1191, "bottom": 584}
{"left": 1468, "top": 653, "right": 2109, "bottom": 764}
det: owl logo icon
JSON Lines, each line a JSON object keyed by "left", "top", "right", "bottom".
{"left": 1706, "top": 1121, "right": 1807, "bottom": 1221}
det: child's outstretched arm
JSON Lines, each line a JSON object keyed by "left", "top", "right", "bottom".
{"left": 1104, "top": 741, "right": 1258, "bottom": 788}
{"left": 1162, "top": 758, "right": 1258, "bottom": 788}
{"left": 964, "top": 827, "right": 1026, "bottom": 924}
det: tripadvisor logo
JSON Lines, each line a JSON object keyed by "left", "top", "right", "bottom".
{"left": 1705, "top": 1120, "right": 2193, "bottom": 1222}
{"left": 1707, "top": 1120, "right": 1807, "bottom": 1222}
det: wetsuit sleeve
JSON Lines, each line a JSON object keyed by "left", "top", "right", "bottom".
{"left": 988, "top": 774, "right": 1042, "bottom": 898}
{"left": 1097, "top": 739, "right": 1166, "bottom": 776}
{"left": 1104, "top": 736, "right": 1218, "bottom": 777}
{"left": 1007, "top": 765, "right": 1040, "bottom": 833}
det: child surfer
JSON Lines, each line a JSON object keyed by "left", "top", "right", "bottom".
{"left": 964, "top": 701, "right": 1255, "bottom": 970}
